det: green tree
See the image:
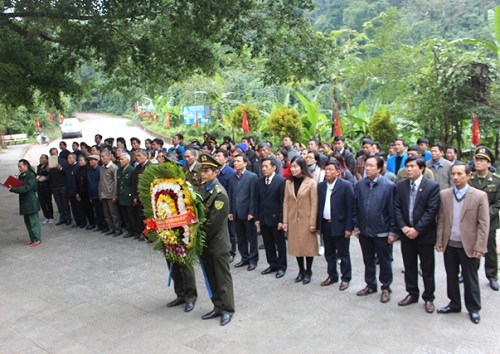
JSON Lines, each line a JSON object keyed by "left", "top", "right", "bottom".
{"left": 268, "top": 107, "right": 303, "bottom": 146}
{"left": 368, "top": 107, "right": 398, "bottom": 151}
{"left": 231, "top": 104, "right": 260, "bottom": 136}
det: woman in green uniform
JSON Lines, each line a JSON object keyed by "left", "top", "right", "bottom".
{"left": 9, "top": 159, "right": 41, "bottom": 247}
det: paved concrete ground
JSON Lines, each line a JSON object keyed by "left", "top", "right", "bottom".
{"left": 1, "top": 142, "right": 499, "bottom": 354}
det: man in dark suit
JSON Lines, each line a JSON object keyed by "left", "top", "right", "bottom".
{"left": 199, "top": 154, "right": 235, "bottom": 326}
{"left": 228, "top": 154, "right": 259, "bottom": 271}
{"left": 317, "top": 160, "right": 354, "bottom": 290}
{"left": 436, "top": 162, "right": 490, "bottom": 324}
{"left": 215, "top": 149, "right": 237, "bottom": 262}
{"left": 394, "top": 156, "right": 440, "bottom": 313}
{"left": 132, "top": 149, "right": 151, "bottom": 241}
{"left": 255, "top": 158, "right": 287, "bottom": 278}
{"left": 333, "top": 136, "right": 355, "bottom": 174}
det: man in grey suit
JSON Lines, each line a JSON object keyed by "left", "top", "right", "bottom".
{"left": 426, "top": 143, "right": 452, "bottom": 190}
{"left": 228, "top": 154, "right": 259, "bottom": 271}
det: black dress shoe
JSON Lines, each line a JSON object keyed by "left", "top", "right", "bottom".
{"left": 437, "top": 305, "right": 461, "bottom": 314}
{"left": 234, "top": 261, "right": 249, "bottom": 268}
{"left": 79, "top": 224, "right": 87, "bottom": 229}
{"left": 166, "top": 298, "right": 185, "bottom": 308}
{"left": 101, "top": 228, "right": 109, "bottom": 233}
{"left": 55, "top": 221, "right": 66, "bottom": 226}
{"left": 201, "top": 309, "right": 222, "bottom": 320}
{"left": 123, "top": 232, "right": 134, "bottom": 238}
{"left": 295, "top": 272, "right": 304, "bottom": 283}
{"left": 71, "top": 224, "right": 80, "bottom": 228}
{"left": 220, "top": 314, "right": 232, "bottom": 326}
{"left": 261, "top": 267, "right": 276, "bottom": 275}
{"left": 138, "top": 236, "right": 146, "bottom": 241}
{"left": 247, "top": 264, "right": 257, "bottom": 271}
{"left": 133, "top": 234, "right": 141, "bottom": 240}
{"left": 184, "top": 302, "right": 195, "bottom": 312}
{"left": 276, "top": 270, "right": 285, "bottom": 278}
{"left": 489, "top": 278, "right": 499, "bottom": 291}
{"left": 303, "top": 272, "right": 312, "bottom": 285}
{"left": 469, "top": 312, "right": 480, "bottom": 324}
{"left": 92, "top": 228, "right": 102, "bottom": 233}
{"left": 104, "top": 230, "right": 115, "bottom": 236}
{"left": 65, "top": 221, "right": 72, "bottom": 226}
{"left": 114, "top": 229, "right": 123, "bottom": 237}
{"left": 85, "top": 225, "right": 95, "bottom": 230}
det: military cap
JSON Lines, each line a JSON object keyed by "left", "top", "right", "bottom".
{"left": 199, "top": 153, "right": 221, "bottom": 169}
{"left": 475, "top": 147, "right": 494, "bottom": 163}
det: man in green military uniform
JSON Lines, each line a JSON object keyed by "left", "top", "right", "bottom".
{"left": 183, "top": 147, "right": 201, "bottom": 189}
{"left": 198, "top": 153, "right": 235, "bottom": 326}
{"left": 469, "top": 147, "right": 500, "bottom": 291}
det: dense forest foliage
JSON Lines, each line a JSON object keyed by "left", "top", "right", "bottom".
{"left": 1, "top": 0, "right": 499, "bottom": 155}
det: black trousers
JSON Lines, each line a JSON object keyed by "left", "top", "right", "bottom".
{"left": 444, "top": 246, "right": 481, "bottom": 313}
{"left": 78, "top": 194, "right": 95, "bottom": 226}
{"left": 69, "top": 196, "right": 85, "bottom": 226}
{"left": 166, "top": 259, "right": 197, "bottom": 303}
{"left": 91, "top": 198, "right": 107, "bottom": 230}
{"left": 52, "top": 186, "right": 71, "bottom": 223}
{"left": 37, "top": 186, "right": 54, "bottom": 219}
{"left": 136, "top": 202, "right": 145, "bottom": 234}
{"left": 119, "top": 205, "right": 137, "bottom": 234}
{"left": 359, "top": 234, "right": 393, "bottom": 291}
{"left": 401, "top": 240, "right": 435, "bottom": 301}
{"left": 260, "top": 223, "right": 287, "bottom": 271}
{"left": 485, "top": 229, "right": 498, "bottom": 280}
{"left": 228, "top": 219, "right": 237, "bottom": 257}
{"left": 235, "top": 218, "right": 259, "bottom": 265}
{"left": 321, "top": 220, "right": 351, "bottom": 282}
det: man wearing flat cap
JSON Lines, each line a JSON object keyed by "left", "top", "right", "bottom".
{"left": 198, "top": 154, "right": 235, "bottom": 326}
{"left": 469, "top": 146, "right": 500, "bottom": 291}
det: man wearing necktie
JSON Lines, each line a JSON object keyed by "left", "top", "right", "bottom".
{"left": 468, "top": 147, "right": 500, "bottom": 291}
{"left": 436, "top": 162, "right": 490, "bottom": 324}
{"left": 394, "top": 156, "right": 440, "bottom": 313}
{"left": 255, "top": 158, "right": 287, "bottom": 278}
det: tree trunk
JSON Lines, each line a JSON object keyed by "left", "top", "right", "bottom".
{"left": 331, "top": 80, "right": 339, "bottom": 138}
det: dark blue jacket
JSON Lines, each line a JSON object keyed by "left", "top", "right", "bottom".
{"left": 353, "top": 175, "right": 397, "bottom": 238}
{"left": 217, "top": 164, "right": 235, "bottom": 192}
{"left": 65, "top": 162, "right": 79, "bottom": 197}
{"left": 87, "top": 165, "right": 101, "bottom": 200}
{"left": 255, "top": 174, "right": 286, "bottom": 227}
{"left": 228, "top": 170, "right": 257, "bottom": 219}
{"left": 317, "top": 178, "right": 354, "bottom": 236}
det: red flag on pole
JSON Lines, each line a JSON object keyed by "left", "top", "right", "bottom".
{"left": 59, "top": 114, "right": 64, "bottom": 123}
{"left": 334, "top": 114, "right": 342, "bottom": 137}
{"left": 146, "top": 111, "right": 151, "bottom": 121}
{"left": 139, "top": 108, "right": 143, "bottom": 118}
{"left": 195, "top": 113, "right": 199, "bottom": 128}
{"left": 165, "top": 111, "right": 170, "bottom": 126}
{"left": 153, "top": 111, "right": 157, "bottom": 123}
{"left": 35, "top": 117, "right": 41, "bottom": 131}
{"left": 49, "top": 112, "right": 53, "bottom": 123}
{"left": 242, "top": 111, "right": 250, "bottom": 134}
{"left": 134, "top": 102, "right": 138, "bottom": 112}
{"left": 472, "top": 113, "right": 480, "bottom": 146}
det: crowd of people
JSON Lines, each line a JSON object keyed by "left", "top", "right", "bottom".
{"left": 8, "top": 131, "right": 499, "bottom": 326}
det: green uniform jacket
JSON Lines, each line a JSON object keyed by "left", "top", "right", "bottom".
{"left": 117, "top": 164, "right": 135, "bottom": 206}
{"left": 184, "top": 162, "right": 201, "bottom": 190}
{"left": 200, "top": 180, "right": 230, "bottom": 255}
{"left": 10, "top": 169, "right": 40, "bottom": 215}
{"left": 469, "top": 171, "right": 500, "bottom": 230}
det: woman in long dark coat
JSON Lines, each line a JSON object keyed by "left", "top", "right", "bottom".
{"left": 9, "top": 159, "right": 41, "bottom": 246}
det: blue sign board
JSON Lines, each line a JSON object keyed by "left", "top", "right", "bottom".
{"left": 183, "top": 105, "right": 211, "bottom": 125}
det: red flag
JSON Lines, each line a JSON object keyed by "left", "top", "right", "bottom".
{"left": 194, "top": 113, "right": 199, "bottom": 128}
{"left": 472, "top": 113, "right": 480, "bottom": 145}
{"left": 146, "top": 111, "right": 150, "bottom": 121}
{"left": 35, "top": 117, "right": 41, "bottom": 131}
{"left": 153, "top": 111, "right": 157, "bottom": 123}
{"left": 165, "top": 111, "right": 170, "bottom": 126}
{"left": 242, "top": 111, "right": 250, "bottom": 134}
{"left": 134, "top": 101, "right": 138, "bottom": 112}
{"left": 59, "top": 114, "right": 64, "bottom": 123}
{"left": 49, "top": 112, "right": 53, "bottom": 123}
{"left": 334, "top": 114, "right": 342, "bottom": 137}
{"left": 139, "top": 108, "right": 143, "bottom": 118}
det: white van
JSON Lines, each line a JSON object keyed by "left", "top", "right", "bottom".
{"left": 60, "top": 118, "right": 83, "bottom": 138}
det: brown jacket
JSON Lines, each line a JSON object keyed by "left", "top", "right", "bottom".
{"left": 283, "top": 176, "right": 318, "bottom": 257}
{"left": 436, "top": 187, "right": 490, "bottom": 258}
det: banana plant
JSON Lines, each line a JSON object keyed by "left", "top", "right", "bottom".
{"left": 451, "top": 6, "right": 500, "bottom": 58}
{"left": 294, "top": 91, "right": 330, "bottom": 141}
